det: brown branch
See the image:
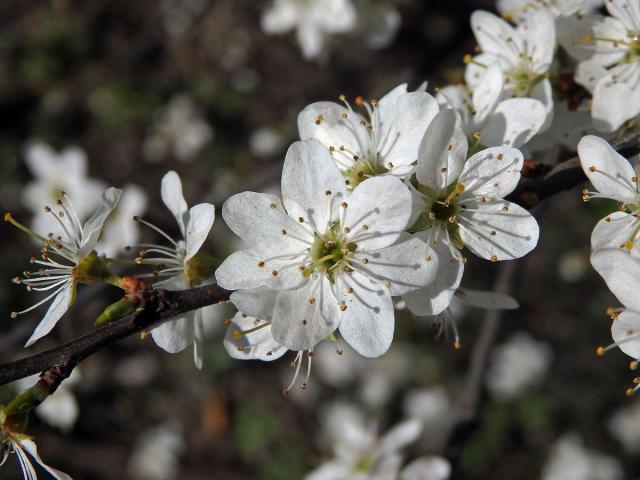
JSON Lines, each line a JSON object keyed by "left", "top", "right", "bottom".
{"left": 0, "top": 284, "right": 232, "bottom": 388}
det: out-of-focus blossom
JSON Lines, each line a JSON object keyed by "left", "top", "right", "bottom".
{"left": 261, "top": 0, "right": 357, "bottom": 60}
{"left": 298, "top": 83, "right": 437, "bottom": 186}
{"left": 136, "top": 171, "right": 215, "bottom": 369}
{"left": 557, "top": 249, "right": 590, "bottom": 283}
{"left": 402, "top": 386, "right": 452, "bottom": 433}
{"left": 400, "top": 457, "right": 451, "bottom": 480}
{"left": 14, "top": 370, "right": 81, "bottom": 432}
{"left": 306, "top": 402, "right": 422, "bottom": 480}
{"left": 97, "top": 184, "right": 148, "bottom": 257}
{"left": 128, "top": 422, "right": 185, "bottom": 480}
{"left": 608, "top": 401, "right": 640, "bottom": 453}
{"left": 160, "top": 0, "right": 207, "bottom": 37}
{"left": 486, "top": 331, "right": 553, "bottom": 400}
{"left": 356, "top": 0, "right": 401, "bottom": 49}
{"left": 8, "top": 188, "right": 122, "bottom": 346}
{"left": 249, "top": 127, "right": 285, "bottom": 158}
{"left": 143, "top": 95, "right": 213, "bottom": 163}
{"left": 541, "top": 434, "right": 623, "bottom": 480}
{"left": 571, "top": 0, "right": 640, "bottom": 131}
{"left": 22, "top": 141, "right": 105, "bottom": 240}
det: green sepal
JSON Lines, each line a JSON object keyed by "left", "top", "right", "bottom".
{"left": 73, "top": 250, "right": 114, "bottom": 285}
{"left": 96, "top": 298, "right": 137, "bottom": 326}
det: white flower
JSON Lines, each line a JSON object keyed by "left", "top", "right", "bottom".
{"left": 261, "top": 0, "right": 357, "bottom": 60}
{"left": 400, "top": 457, "right": 451, "bottom": 480}
{"left": 298, "top": 84, "right": 439, "bottom": 186}
{"left": 8, "top": 187, "right": 122, "bottom": 347}
{"left": 22, "top": 141, "right": 105, "bottom": 240}
{"left": 143, "top": 94, "right": 213, "bottom": 163}
{"left": 437, "top": 64, "right": 547, "bottom": 148}
{"left": 216, "top": 139, "right": 438, "bottom": 358}
{"left": 497, "top": 0, "right": 603, "bottom": 19}
{"left": 97, "top": 184, "right": 148, "bottom": 257}
{"left": 14, "top": 370, "right": 80, "bottom": 432}
{"left": 402, "top": 109, "right": 539, "bottom": 318}
{"left": 306, "top": 402, "right": 422, "bottom": 480}
{"left": 608, "top": 401, "right": 640, "bottom": 453}
{"left": 466, "top": 9, "right": 555, "bottom": 128}
{"left": 249, "top": 127, "right": 285, "bottom": 158}
{"left": 542, "top": 434, "right": 623, "bottom": 480}
{"left": 573, "top": 0, "right": 640, "bottom": 131}
{"left": 128, "top": 421, "right": 185, "bottom": 480}
{"left": 578, "top": 135, "right": 640, "bottom": 251}
{"left": 0, "top": 420, "right": 72, "bottom": 480}
{"left": 486, "top": 331, "right": 553, "bottom": 400}
{"left": 135, "top": 171, "right": 215, "bottom": 369}
{"left": 590, "top": 248, "right": 640, "bottom": 394}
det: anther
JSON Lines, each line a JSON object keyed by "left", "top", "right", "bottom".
{"left": 490, "top": 255, "right": 498, "bottom": 262}
{"left": 340, "top": 304, "right": 347, "bottom": 311}
{"left": 271, "top": 270, "right": 278, "bottom": 277}
{"left": 10, "top": 311, "right": 18, "bottom": 319}
{"left": 596, "top": 346, "right": 606, "bottom": 356}
{"left": 589, "top": 165, "right": 597, "bottom": 172}
{"left": 269, "top": 203, "right": 277, "bottom": 209}
{"left": 258, "top": 261, "right": 265, "bottom": 268}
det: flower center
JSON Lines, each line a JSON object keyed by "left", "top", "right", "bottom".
{"left": 506, "top": 61, "right": 544, "bottom": 97}
{"left": 353, "top": 454, "right": 372, "bottom": 473}
{"left": 343, "top": 151, "right": 388, "bottom": 188}
{"left": 409, "top": 182, "right": 465, "bottom": 249}
{"left": 305, "top": 222, "right": 357, "bottom": 282}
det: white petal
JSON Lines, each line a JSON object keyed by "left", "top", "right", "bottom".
{"left": 377, "top": 92, "right": 440, "bottom": 168}
{"left": 575, "top": 60, "right": 609, "bottom": 93}
{"left": 78, "top": 187, "right": 122, "bottom": 255}
{"left": 471, "top": 11, "right": 524, "bottom": 60}
{"left": 401, "top": 456, "right": 451, "bottom": 480}
{"left": 151, "top": 311, "right": 195, "bottom": 354}
{"left": 376, "top": 84, "right": 410, "bottom": 120}
{"left": 403, "top": 237, "right": 464, "bottom": 316}
{"left": 557, "top": 13, "right": 602, "bottom": 62}
{"left": 455, "top": 288, "right": 519, "bottom": 309}
{"left": 459, "top": 146, "right": 524, "bottom": 198}
{"left": 590, "top": 16, "right": 629, "bottom": 65}
{"left": 222, "top": 192, "right": 312, "bottom": 256}
{"left": 530, "top": 78, "right": 554, "bottom": 131}
{"left": 416, "top": 109, "right": 468, "bottom": 190}
{"left": 297, "top": 22, "right": 325, "bottom": 59}
{"left": 436, "top": 86, "right": 474, "bottom": 137}
{"left": 230, "top": 288, "right": 279, "bottom": 321}
{"left": 578, "top": 135, "right": 637, "bottom": 203}
{"left": 297, "top": 102, "right": 364, "bottom": 156}
{"left": 271, "top": 276, "right": 341, "bottom": 351}
{"left": 20, "top": 439, "right": 73, "bottom": 480}
{"left": 612, "top": 310, "right": 640, "bottom": 359}
{"left": 184, "top": 203, "right": 215, "bottom": 262}
{"left": 344, "top": 176, "right": 412, "bottom": 250}
{"left": 224, "top": 311, "right": 287, "bottom": 361}
{"left": 481, "top": 98, "right": 547, "bottom": 148}
{"left": 215, "top": 249, "right": 308, "bottom": 291}
{"left": 520, "top": 9, "right": 555, "bottom": 70}
{"left": 281, "top": 139, "right": 347, "bottom": 232}
{"left": 379, "top": 418, "right": 422, "bottom": 454}
{"left": 355, "top": 237, "right": 439, "bottom": 296}
{"left": 458, "top": 200, "right": 539, "bottom": 261}
{"left": 605, "top": 0, "right": 640, "bottom": 32}
{"left": 161, "top": 171, "right": 189, "bottom": 237}
{"left": 472, "top": 64, "right": 504, "bottom": 125}
{"left": 591, "top": 211, "right": 640, "bottom": 251}
{"left": 464, "top": 53, "right": 501, "bottom": 89}
{"left": 592, "top": 64, "right": 640, "bottom": 132}
{"left": 339, "top": 270, "right": 395, "bottom": 357}
{"left": 261, "top": 1, "right": 299, "bottom": 33}
{"left": 25, "top": 283, "right": 74, "bottom": 347}
{"left": 591, "top": 248, "right": 640, "bottom": 309}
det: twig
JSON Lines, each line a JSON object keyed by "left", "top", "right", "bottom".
{"left": 443, "top": 261, "right": 517, "bottom": 461}
{"left": 0, "top": 284, "right": 231, "bottom": 388}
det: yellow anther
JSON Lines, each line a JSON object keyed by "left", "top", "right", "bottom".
{"left": 596, "top": 346, "right": 606, "bottom": 356}
{"left": 631, "top": 360, "right": 639, "bottom": 371}
{"left": 454, "top": 341, "right": 461, "bottom": 349}
{"left": 232, "top": 330, "right": 242, "bottom": 339}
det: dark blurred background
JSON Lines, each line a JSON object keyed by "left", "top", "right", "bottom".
{"left": 0, "top": 1, "right": 638, "bottom": 479}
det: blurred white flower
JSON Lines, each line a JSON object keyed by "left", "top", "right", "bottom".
{"left": 128, "top": 422, "right": 185, "bottom": 480}
{"left": 306, "top": 402, "right": 422, "bottom": 480}
{"left": 249, "top": 127, "right": 285, "bottom": 158}
{"left": 143, "top": 95, "right": 213, "bottom": 163}
{"left": 400, "top": 457, "right": 451, "bottom": 480}
{"left": 356, "top": 0, "right": 401, "bottom": 49}
{"left": 97, "top": 184, "right": 148, "bottom": 257}
{"left": 160, "top": 0, "right": 207, "bottom": 36}
{"left": 486, "top": 331, "right": 553, "bottom": 400}
{"left": 262, "top": 0, "right": 357, "bottom": 60}
{"left": 542, "top": 434, "right": 623, "bottom": 480}
{"left": 402, "top": 386, "right": 452, "bottom": 433}
{"left": 557, "top": 249, "right": 589, "bottom": 283}
{"left": 14, "top": 369, "right": 81, "bottom": 432}
{"left": 22, "top": 141, "right": 105, "bottom": 239}
{"left": 608, "top": 401, "right": 640, "bottom": 453}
